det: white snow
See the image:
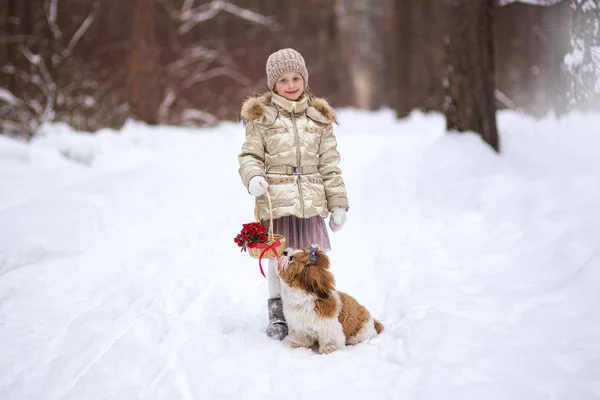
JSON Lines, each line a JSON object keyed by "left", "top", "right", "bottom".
{"left": 1, "top": 109, "right": 600, "bottom": 399}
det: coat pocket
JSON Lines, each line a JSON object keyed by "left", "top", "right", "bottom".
{"left": 301, "top": 175, "right": 327, "bottom": 209}
{"left": 302, "top": 126, "right": 325, "bottom": 154}
{"left": 263, "top": 127, "right": 293, "bottom": 153}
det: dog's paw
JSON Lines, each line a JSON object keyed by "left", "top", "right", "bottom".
{"left": 346, "top": 335, "right": 362, "bottom": 346}
{"left": 288, "top": 335, "right": 314, "bottom": 349}
{"left": 319, "top": 342, "right": 342, "bottom": 354}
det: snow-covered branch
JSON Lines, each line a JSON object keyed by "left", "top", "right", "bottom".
{"left": 183, "top": 66, "right": 251, "bottom": 87}
{"left": 181, "top": 0, "right": 196, "bottom": 17}
{"left": 0, "top": 89, "right": 22, "bottom": 106}
{"left": 167, "top": 46, "right": 220, "bottom": 76}
{"left": 495, "top": 89, "right": 517, "bottom": 109}
{"left": 46, "top": 0, "right": 63, "bottom": 39}
{"left": 21, "top": 46, "right": 55, "bottom": 91}
{"left": 64, "top": 1, "right": 101, "bottom": 58}
{"left": 496, "top": 0, "right": 563, "bottom": 6}
{"left": 155, "top": 2, "right": 274, "bottom": 127}
{"left": 158, "top": 87, "right": 177, "bottom": 123}
{"left": 182, "top": 108, "right": 218, "bottom": 126}
{"left": 178, "top": 1, "right": 275, "bottom": 34}
{"left": 1, "top": 0, "right": 103, "bottom": 138}
{"left": 20, "top": 45, "right": 56, "bottom": 122}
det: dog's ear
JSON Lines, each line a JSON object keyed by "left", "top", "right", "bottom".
{"left": 314, "top": 248, "right": 330, "bottom": 270}
{"left": 302, "top": 263, "right": 335, "bottom": 299}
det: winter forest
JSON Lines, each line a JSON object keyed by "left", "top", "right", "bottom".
{"left": 0, "top": 0, "right": 598, "bottom": 143}
{"left": 2, "top": 1, "right": 600, "bottom": 400}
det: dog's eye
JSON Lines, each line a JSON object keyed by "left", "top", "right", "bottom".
{"left": 288, "top": 256, "right": 294, "bottom": 262}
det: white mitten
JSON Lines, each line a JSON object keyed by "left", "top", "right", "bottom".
{"left": 248, "top": 176, "right": 268, "bottom": 197}
{"left": 328, "top": 207, "right": 347, "bottom": 232}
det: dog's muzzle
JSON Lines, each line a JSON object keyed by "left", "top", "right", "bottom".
{"left": 278, "top": 248, "right": 296, "bottom": 272}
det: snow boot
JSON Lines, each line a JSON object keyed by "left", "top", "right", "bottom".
{"left": 266, "top": 297, "right": 288, "bottom": 340}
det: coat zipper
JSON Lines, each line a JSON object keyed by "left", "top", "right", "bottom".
{"left": 291, "top": 102, "right": 305, "bottom": 218}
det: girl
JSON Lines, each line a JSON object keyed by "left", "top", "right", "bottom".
{"left": 238, "top": 48, "right": 349, "bottom": 340}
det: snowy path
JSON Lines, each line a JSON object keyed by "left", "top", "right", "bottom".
{"left": 1, "top": 112, "right": 600, "bottom": 399}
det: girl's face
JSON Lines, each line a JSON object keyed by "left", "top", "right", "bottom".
{"left": 274, "top": 72, "right": 305, "bottom": 101}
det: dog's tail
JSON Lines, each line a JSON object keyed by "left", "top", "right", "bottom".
{"left": 374, "top": 319, "right": 384, "bottom": 334}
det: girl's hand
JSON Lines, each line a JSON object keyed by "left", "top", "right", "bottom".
{"left": 248, "top": 176, "right": 268, "bottom": 197}
{"left": 328, "top": 208, "right": 347, "bottom": 232}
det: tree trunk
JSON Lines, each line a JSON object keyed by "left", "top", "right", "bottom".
{"left": 315, "top": 0, "right": 335, "bottom": 99}
{"left": 0, "top": 0, "right": 9, "bottom": 90}
{"left": 444, "top": 0, "right": 499, "bottom": 152}
{"left": 127, "top": 0, "right": 158, "bottom": 124}
{"left": 395, "top": 0, "right": 413, "bottom": 117}
{"left": 5, "top": 0, "right": 32, "bottom": 99}
{"left": 381, "top": 0, "right": 396, "bottom": 109}
{"left": 335, "top": 0, "right": 356, "bottom": 107}
{"left": 350, "top": 0, "right": 383, "bottom": 109}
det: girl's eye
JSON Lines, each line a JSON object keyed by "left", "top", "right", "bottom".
{"left": 280, "top": 79, "right": 286, "bottom": 84}
{"left": 293, "top": 77, "right": 300, "bottom": 81}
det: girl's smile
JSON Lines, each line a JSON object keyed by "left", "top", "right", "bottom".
{"left": 275, "top": 72, "right": 305, "bottom": 101}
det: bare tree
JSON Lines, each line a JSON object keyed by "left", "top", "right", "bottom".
{"left": 155, "top": 0, "right": 276, "bottom": 126}
{"left": 0, "top": 0, "right": 101, "bottom": 139}
{"left": 444, "top": 0, "right": 500, "bottom": 152}
{"left": 176, "top": 0, "right": 273, "bottom": 34}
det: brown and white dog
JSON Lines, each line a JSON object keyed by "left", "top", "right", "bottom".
{"left": 277, "top": 246, "right": 383, "bottom": 354}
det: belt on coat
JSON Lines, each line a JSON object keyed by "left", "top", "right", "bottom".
{"left": 266, "top": 165, "right": 319, "bottom": 175}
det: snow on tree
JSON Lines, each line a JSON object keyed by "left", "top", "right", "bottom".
{"left": 565, "top": 0, "right": 600, "bottom": 109}
{"left": 0, "top": 0, "right": 101, "bottom": 139}
{"left": 155, "top": 0, "right": 276, "bottom": 126}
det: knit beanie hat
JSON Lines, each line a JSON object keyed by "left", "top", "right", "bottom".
{"left": 266, "top": 48, "right": 309, "bottom": 91}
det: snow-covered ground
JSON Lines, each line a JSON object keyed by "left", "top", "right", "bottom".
{"left": 1, "top": 109, "right": 599, "bottom": 400}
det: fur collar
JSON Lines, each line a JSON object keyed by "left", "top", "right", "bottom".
{"left": 240, "top": 91, "right": 337, "bottom": 124}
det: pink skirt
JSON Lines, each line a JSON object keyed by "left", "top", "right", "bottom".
{"left": 271, "top": 215, "right": 331, "bottom": 252}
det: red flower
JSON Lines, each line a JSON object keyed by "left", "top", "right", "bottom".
{"left": 234, "top": 220, "right": 271, "bottom": 252}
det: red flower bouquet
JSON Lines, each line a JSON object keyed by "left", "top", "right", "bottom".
{"left": 234, "top": 220, "right": 286, "bottom": 278}
{"left": 234, "top": 221, "right": 269, "bottom": 252}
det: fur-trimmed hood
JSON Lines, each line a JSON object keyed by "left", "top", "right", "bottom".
{"left": 240, "top": 91, "right": 337, "bottom": 125}
{"left": 238, "top": 91, "right": 348, "bottom": 221}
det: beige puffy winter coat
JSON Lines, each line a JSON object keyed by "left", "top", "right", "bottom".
{"left": 238, "top": 92, "right": 349, "bottom": 221}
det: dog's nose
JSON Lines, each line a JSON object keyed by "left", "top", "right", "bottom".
{"left": 283, "top": 250, "right": 288, "bottom": 256}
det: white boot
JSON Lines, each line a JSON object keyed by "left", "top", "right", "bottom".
{"left": 266, "top": 258, "right": 288, "bottom": 340}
